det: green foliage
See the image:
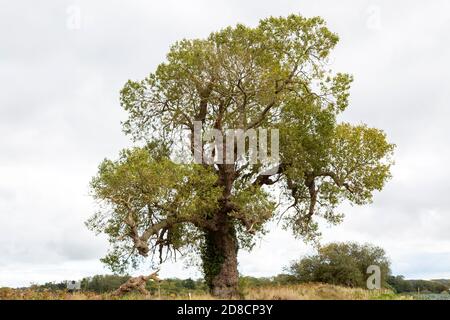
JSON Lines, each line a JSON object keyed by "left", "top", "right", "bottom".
{"left": 121, "top": 15, "right": 341, "bottom": 139}
{"left": 433, "top": 279, "right": 450, "bottom": 287}
{"left": 181, "top": 278, "right": 196, "bottom": 290}
{"left": 37, "top": 275, "right": 207, "bottom": 296}
{"left": 87, "top": 13, "right": 395, "bottom": 282}
{"left": 279, "top": 107, "right": 394, "bottom": 239}
{"left": 87, "top": 145, "right": 222, "bottom": 273}
{"left": 81, "top": 275, "right": 131, "bottom": 293}
{"left": 387, "top": 275, "right": 449, "bottom": 294}
{"left": 33, "top": 282, "right": 66, "bottom": 291}
{"left": 200, "top": 232, "right": 226, "bottom": 291}
{"left": 288, "top": 242, "right": 391, "bottom": 288}
{"left": 145, "top": 278, "right": 208, "bottom": 297}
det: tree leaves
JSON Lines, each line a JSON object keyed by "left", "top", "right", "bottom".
{"left": 88, "top": 14, "right": 395, "bottom": 273}
{"left": 87, "top": 146, "right": 222, "bottom": 272}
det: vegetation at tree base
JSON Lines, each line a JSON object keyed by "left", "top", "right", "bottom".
{"left": 287, "top": 242, "right": 391, "bottom": 288}
{"left": 86, "top": 14, "right": 394, "bottom": 298}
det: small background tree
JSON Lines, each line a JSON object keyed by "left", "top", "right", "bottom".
{"left": 288, "top": 242, "right": 391, "bottom": 288}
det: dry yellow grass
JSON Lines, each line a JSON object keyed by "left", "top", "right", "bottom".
{"left": 0, "top": 283, "right": 411, "bottom": 300}
{"left": 241, "top": 283, "right": 409, "bottom": 300}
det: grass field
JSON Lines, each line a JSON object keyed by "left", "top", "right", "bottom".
{"left": 0, "top": 283, "right": 412, "bottom": 300}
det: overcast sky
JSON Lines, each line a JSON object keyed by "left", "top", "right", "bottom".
{"left": 1, "top": 0, "right": 450, "bottom": 287}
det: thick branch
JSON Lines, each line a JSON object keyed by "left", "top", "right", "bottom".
{"left": 252, "top": 166, "right": 283, "bottom": 187}
{"left": 318, "top": 171, "right": 355, "bottom": 193}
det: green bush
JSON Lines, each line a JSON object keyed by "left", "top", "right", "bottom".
{"left": 288, "top": 242, "right": 391, "bottom": 288}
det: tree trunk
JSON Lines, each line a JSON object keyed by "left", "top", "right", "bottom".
{"left": 202, "top": 216, "right": 239, "bottom": 298}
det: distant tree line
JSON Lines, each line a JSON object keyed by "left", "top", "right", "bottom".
{"left": 386, "top": 276, "right": 449, "bottom": 294}
{"left": 81, "top": 275, "right": 131, "bottom": 293}
{"left": 35, "top": 275, "right": 208, "bottom": 296}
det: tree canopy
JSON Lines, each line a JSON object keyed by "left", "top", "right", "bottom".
{"left": 87, "top": 14, "right": 394, "bottom": 297}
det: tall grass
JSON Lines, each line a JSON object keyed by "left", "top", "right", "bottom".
{"left": 1, "top": 283, "right": 411, "bottom": 300}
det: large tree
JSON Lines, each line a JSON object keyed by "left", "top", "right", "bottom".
{"left": 87, "top": 14, "right": 394, "bottom": 298}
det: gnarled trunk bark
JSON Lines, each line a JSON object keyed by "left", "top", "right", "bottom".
{"left": 202, "top": 216, "right": 239, "bottom": 298}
